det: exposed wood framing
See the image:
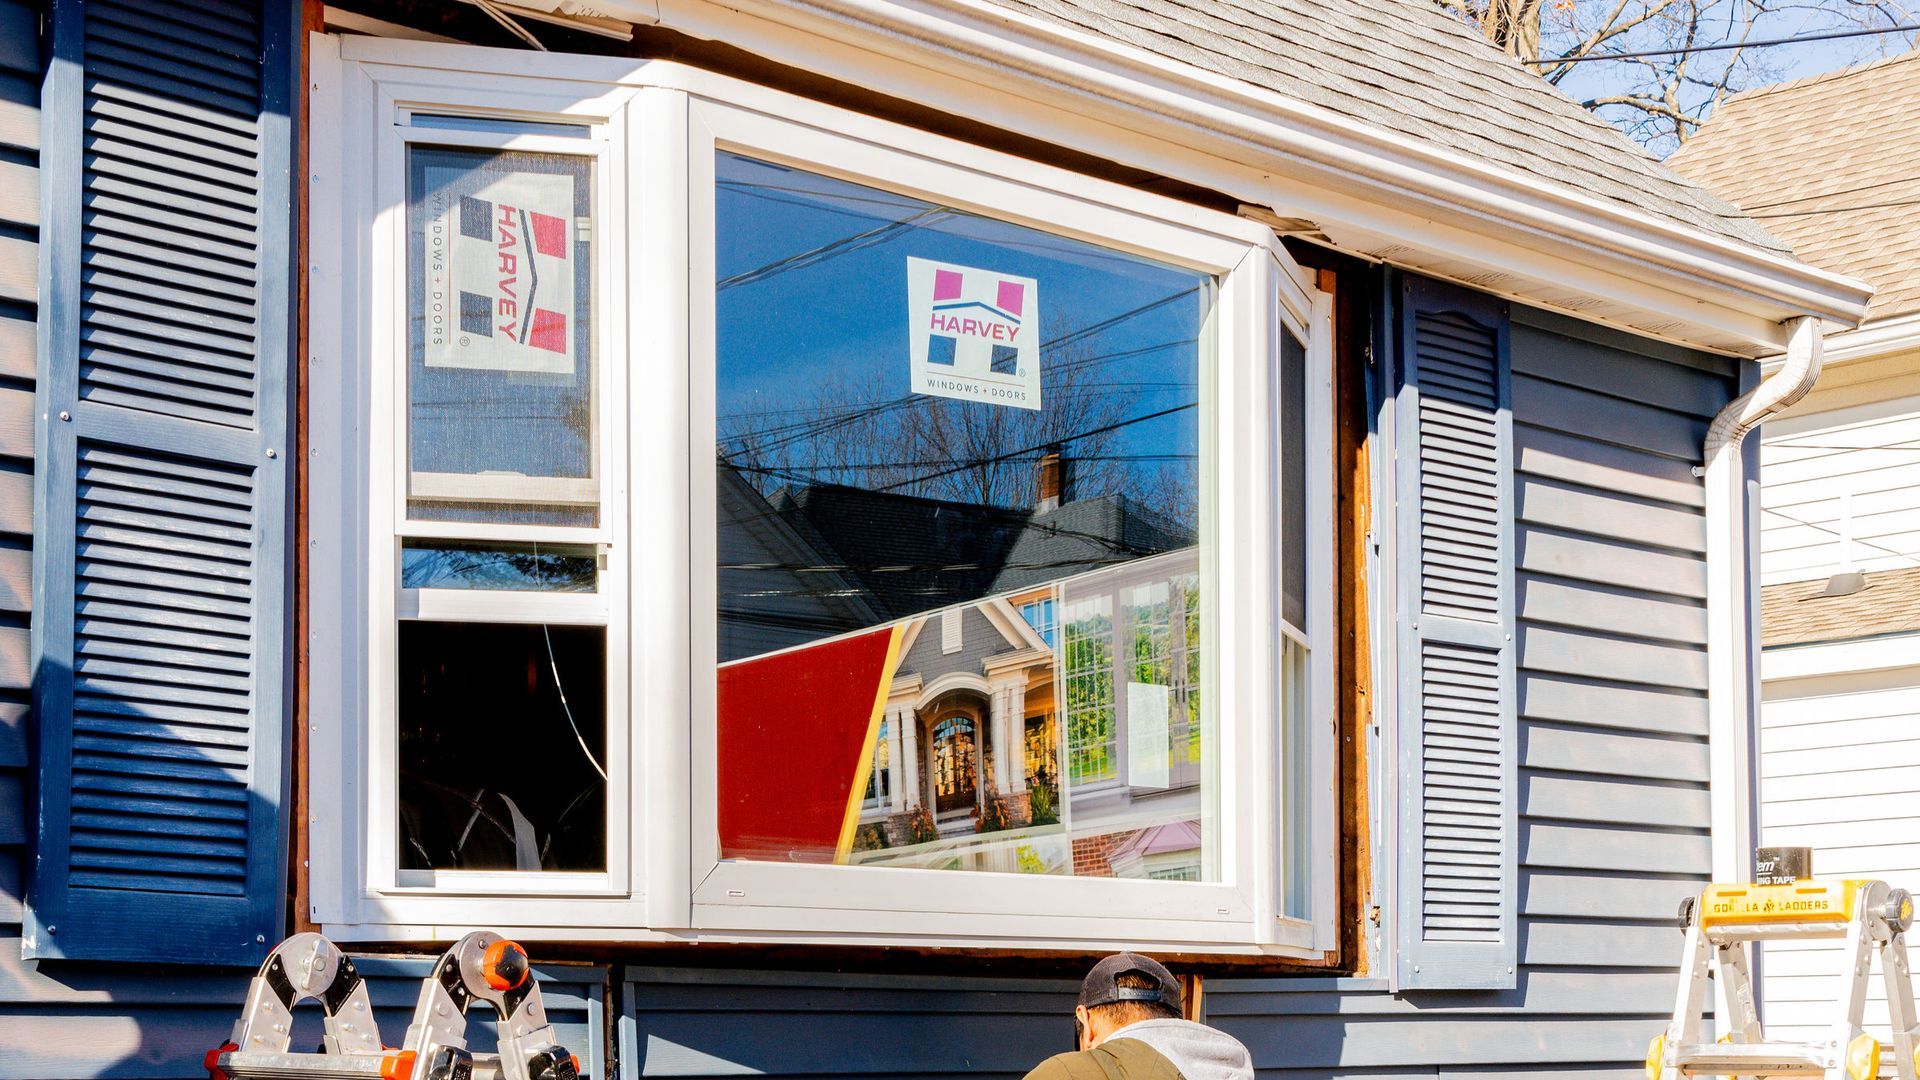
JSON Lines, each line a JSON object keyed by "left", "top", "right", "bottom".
{"left": 1330, "top": 265, "right": 1372, "bottom": 976}
{"left": 293, "top": 0, "right": 325, "bottom": 938}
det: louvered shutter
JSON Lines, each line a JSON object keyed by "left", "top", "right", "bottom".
{"left": 1391, "top": 273, "right": 1517, "bottom": 991}
{"left": 26, "top": 0, "right": 294, "bottom": 964}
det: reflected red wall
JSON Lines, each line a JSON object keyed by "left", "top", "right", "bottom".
{"left": 717, "top": 626, "right": 901, "bottom": 863}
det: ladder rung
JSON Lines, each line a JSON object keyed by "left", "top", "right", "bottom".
{"left": 218, "top": 1052, "right": 389, "bottom": 1080}
{"left": 218, "top": 1049, "right": 517, "bottom": 1080}
{"left": 1672, "top": 1042, "right": 1830, "bottom": 1075}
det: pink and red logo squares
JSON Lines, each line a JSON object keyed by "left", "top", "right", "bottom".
{"left": 932, "top": 267, "right": 1024, "bottom": 319}
{"left": 457, "top": 195, "right": 572, "bottom": 355}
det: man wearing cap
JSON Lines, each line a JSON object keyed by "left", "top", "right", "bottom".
{"left": 1024, "top": 953, "right": 1255, "bottom": 1080}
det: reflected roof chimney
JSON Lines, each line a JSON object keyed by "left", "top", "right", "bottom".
{"left": 1036, "top": 449, "right": 1069, "bottom": 513}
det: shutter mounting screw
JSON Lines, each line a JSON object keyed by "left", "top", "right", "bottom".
{"left": 45, "top": 925, "right": 54, "bottom": 934}
{"left": 266, "top": 448, "right": 277, "bottom": 459}
{"left": 257, "top": 935, "right": 267, "bottom": 944}
{"left": 57, "top": 411, "right": 69, "bottom": 422}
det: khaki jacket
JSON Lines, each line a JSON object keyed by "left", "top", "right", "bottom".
{"left": 1024, "top": 1038, "right": 1186, "bottom": 1080}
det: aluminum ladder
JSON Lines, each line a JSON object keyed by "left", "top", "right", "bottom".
{"left": 1649, "top": 878, "right": 1919, "bottom": 1080}
{"left": 207, "top": 931, "right": 580, "bottom": 1080}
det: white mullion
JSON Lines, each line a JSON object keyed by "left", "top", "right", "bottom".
{"left": 366, "top": 99, "right": 409, "bottom": 896}
{"left": 399, "top": 588, "right": 610, "bottom": 625}
{"left": 1305, "top": 284, "right": 1339, "bottom": 952}
{"left": 634, "top": 84, "right": 694, "bottom": 930}
{"left": 395, "top": 520, "right": 610, "bottom": 544}
{"left": 392, "top": 125, "right": 606, "bottom": 156}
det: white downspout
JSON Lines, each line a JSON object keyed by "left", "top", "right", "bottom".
{"left": 1703, "top": 315, "right": 1820, "bottom": 885}
{"left": 1701, "top": 315, "right": 1821, "bottom": 1030}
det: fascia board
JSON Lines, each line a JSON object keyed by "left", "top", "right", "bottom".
{"left": 647, "top": 0, "right": 1871, "bottom": 343}
{"left": 1763, "top": 631, "right": 1920, "bottom": 681}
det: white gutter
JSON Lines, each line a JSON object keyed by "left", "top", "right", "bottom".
{"left": 1703, "top": 315, "right": 1821, "bottom": 890}
{"left": 646, "top": 0, "right": 1873, "bottom": 340}
{"left": 1763, "top": 310, "right": 1920, "bottom": 373}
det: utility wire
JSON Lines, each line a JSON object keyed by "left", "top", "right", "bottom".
{"left": 1523, "top": 22, "right": 1920, "bottom": 64}
{"left": 1748, "top": 196, "right": 1920, "bottom": 218}
{"left": 874, "top": 402, "right": 1197, "bottom": 492}
{"left": 1761, "top": 505, "right": 1920, "bottom": 569}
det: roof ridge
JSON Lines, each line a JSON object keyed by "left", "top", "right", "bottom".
{"left": 1720, "top": 45, "right": 1920, "bottom": 107}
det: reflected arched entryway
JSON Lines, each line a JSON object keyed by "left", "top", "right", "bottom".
{"left": 931, "top": 712, "right": 979, "bottom": 815}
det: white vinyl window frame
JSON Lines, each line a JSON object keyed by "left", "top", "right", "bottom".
{"left": 309, "top": 35, "right": 1339, "bottom": 954}
{"left": 681, "top": 94, "right": 1332, "bottom": 953}
{"left": 310, "top": 45, "right": 650, "bottom": 931}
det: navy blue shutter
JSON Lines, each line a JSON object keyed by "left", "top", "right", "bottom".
{"left": 26, "top": 0, "right": 295, "bottom": 964}
{"left": 1391, "top": 273, "right": 1518, "bottom": 990}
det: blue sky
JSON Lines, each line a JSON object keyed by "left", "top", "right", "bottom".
{"left": 1539, "top": 9, "right": 1916, "bottom": 155}
{"left": 712, "top": 151, "right": 1206, "bottom": 507}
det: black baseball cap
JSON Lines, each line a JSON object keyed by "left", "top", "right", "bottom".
{"left": 1078, "top": 952, "right": 1181, "bottom": 1011}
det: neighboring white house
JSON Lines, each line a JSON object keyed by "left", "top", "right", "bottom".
{"left": 1673, "top": 51, "right": 1920, "bottom": 1047}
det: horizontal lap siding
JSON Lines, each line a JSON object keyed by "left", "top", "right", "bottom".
{"left": 621, "top": 967, "right": 1078, "bottom": 1079}
{"left": 1756, "top": 666, "right": 1920, "bottom": 1047}
{"left": 1206, "top": 308, "right": 1726, "bottom": 1078}
{"left": 0, "top": 0, "right": 37, "bottom": 1028}
{"left": 1760, "top": 398, "right": 1920, "bottom": 586}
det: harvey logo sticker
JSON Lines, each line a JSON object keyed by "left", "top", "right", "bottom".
{"left": 424, "top": 171, "right": 577, "bottom": 374}
{"left": 907, "top": 257, "right": 1041, "bottom": 410}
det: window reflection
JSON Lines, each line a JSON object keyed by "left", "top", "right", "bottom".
{"left": 713, "top": 153, "right": 1215, "bottom": 882}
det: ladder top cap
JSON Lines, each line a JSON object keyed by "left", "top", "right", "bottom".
{"left": 1697, "top": 878, "right": 1875, "bottom": 926}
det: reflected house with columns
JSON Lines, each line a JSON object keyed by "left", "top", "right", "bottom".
{"left": 719, "top": 451, "right": 1208, "bottom": 880}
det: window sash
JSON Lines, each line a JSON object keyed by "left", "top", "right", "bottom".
{"left": 683, "top": 93, "right": 1314, "bottom": 945}
{"left": 360, "top": 103, "right": 635, "bottom": 901}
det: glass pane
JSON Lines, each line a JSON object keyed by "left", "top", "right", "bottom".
{"left": 401, "top": 540, "right": 597, "bottom": 592}
{"left": 397, "top": 621, "right": 606, "bottom": 872}
{"left": 713, "top": 154, "right": 1214, "bottom": 881}
{"left": 1280, "top": 328, "right": 1306, "bottom": 632}
{"left": 407, "top": 147, "right": 597, "bottom": 527}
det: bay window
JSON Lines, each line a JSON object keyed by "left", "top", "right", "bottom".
{"left": 310, "top": 38, "right": 1335, "bottom": 953}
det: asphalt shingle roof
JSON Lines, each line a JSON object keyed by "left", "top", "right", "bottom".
{"left": 982, "top": 0, "right": 1789, "bottom": 255}
{"left": 774, "top": 482, "right": 1190, "bottom": 621}
{"left": 1667, "top": 51, "right": 1920, "bottom": 320}
{"left": 1761, "top": 565, "right": 1920, "bottom": 648}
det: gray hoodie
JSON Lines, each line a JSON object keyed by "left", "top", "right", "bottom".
{"left": 1104, "top": 1018, "right": 1255, "bottom": 1080}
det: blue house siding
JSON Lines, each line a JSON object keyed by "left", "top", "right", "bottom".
{"left": 1201, "top": 307, "right": 1722, "bottom": 1079}
{"left": 621, "top": 967, "right": 1079, "bottom": 1078}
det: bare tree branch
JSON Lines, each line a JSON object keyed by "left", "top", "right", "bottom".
{"left": 1451, "top": 0, "right": 1911, "bottom": 154}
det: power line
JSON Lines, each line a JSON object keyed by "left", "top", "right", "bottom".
{"left": 1761, "top": 505, "right": 1920, "bottom": 569}
{"left": 874, "top": 401, "right": 1197, "bottom": 492}
{"left": 1523, "top": 22, "right": 1920, "bottom": 65}
{"left": 1749, "top": 196, "right": 1920, "bottom": 219}
{"left": 1739, "top": 174, "right": 1920, "bottom": 212}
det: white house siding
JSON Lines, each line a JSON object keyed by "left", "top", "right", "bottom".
{"left": 1757, "top": 665, "right": 1920, "bottom": 1047}
{"left": 1760, "top": 355, "right": 1920, "bottom": 587}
